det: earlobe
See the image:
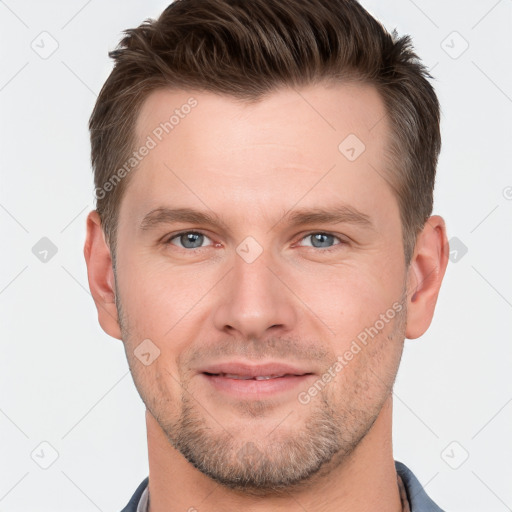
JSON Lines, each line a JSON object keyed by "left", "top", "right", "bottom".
{"left": 83, "top": 210, "right": 122, "bottom": 340}
{"left": 405, "top": 215, "right": 449, "bottom": 340}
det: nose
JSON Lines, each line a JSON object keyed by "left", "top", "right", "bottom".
{"left": 212, "top": 248, "right": 297, "bottom": 340}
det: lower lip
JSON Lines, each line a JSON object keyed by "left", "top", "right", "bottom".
{"left": 201, "top": 373, "right": 315, "bottom": 398}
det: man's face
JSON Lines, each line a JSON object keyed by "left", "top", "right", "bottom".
{"left": 114, "top": 83, "right": 409, "bottom": 491}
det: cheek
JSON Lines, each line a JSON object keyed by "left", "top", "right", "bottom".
{"left": 127, "top": 358, "right": 184, "bottom": 422}
{"left": 323, "top": 304, "right": 406, "bottom": 406}
{"left": 286, "top": 256, "right": 404, "bottom": 341}
{"left": 117, "top": 253, "right": 215, "bottom": 339}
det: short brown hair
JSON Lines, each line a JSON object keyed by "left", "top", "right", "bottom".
{"left": 89, "top": 0, "right": 441, "bottom": 266}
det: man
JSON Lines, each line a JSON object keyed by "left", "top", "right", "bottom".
{"left": 84, "top": 0, "right": 449, "bottom": 510}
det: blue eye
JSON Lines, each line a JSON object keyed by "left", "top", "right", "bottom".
{"left": 167, "top": 232, "right": 213, "bottom": 249}
{"left": 300, "top": 233, "right": 342, "bottom": 249}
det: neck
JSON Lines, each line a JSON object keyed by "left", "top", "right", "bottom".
{"left": 145, "top": 395, "right": 401, "bottom": 512}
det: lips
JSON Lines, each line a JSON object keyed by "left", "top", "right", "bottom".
{"left": 200, "top": 362, "right": 313, "bottom": 380}
{"left": 200, "top": 362, "right": 316, "bottom": 398}
{"left": 206, "top": 372, "right": 297, "bottom": 380}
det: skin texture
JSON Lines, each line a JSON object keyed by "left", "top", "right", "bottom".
{"left": 84, "top": 82, "right": 449, "bottom": 512}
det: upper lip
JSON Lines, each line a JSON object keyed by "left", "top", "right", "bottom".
{"left": 200, "top": 361, "right": 314, "bottom": 378}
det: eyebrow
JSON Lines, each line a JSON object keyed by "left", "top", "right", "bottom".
{"left": 139, "top": 207, "right": 229, "bottom": 232}
{"left": 284, "top": 205, "right": 374, "bottom": 230}
{"left": 138, "top": 205, "right": 374, "bottom": 232}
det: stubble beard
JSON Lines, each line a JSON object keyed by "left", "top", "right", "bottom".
{"left": 115, "top": 277, "right": 408, "bottom": 495}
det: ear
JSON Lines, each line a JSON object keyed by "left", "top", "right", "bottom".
{"left": 83, "top": 210, "right": 122, "bottom": 340}
{"left": 405, "top": 215, "right": 449, "bottom": 339}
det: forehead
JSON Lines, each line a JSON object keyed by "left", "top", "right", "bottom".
{"left": 122, "top": 82, "right": 396, "bottom": 228}
{"left": 134, "top": 82, "right": 388, "bottom": 160}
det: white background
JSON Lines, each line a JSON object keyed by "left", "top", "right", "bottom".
{"left": 0, "top": 1, "right": 511, "bottom": 510}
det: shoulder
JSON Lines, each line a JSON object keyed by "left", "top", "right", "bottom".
{"left": 120, "top": 477, "right": 149, "bottom": 512}
{"left": 395, "top": 460, "right": 445, "bottom": 512}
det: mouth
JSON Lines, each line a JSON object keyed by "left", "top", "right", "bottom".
{"left": 203, "top": 372, "right": 310, "bottom": 380}
{"left": 199, "top": 362, "right": 315, "bottom": 398}
{"left": 200, "top": 361, "right": 313, "bottom": 378}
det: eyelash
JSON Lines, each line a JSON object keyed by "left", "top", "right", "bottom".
{"left": 163, "top": 231, "right": 346, "bottom": 252}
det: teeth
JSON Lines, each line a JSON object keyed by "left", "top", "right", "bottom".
{"left": 222, "top": 373, "right": 252, "bottom": 380}
{"left": 220, "top": 373, "right": 287, "bottom": 380}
